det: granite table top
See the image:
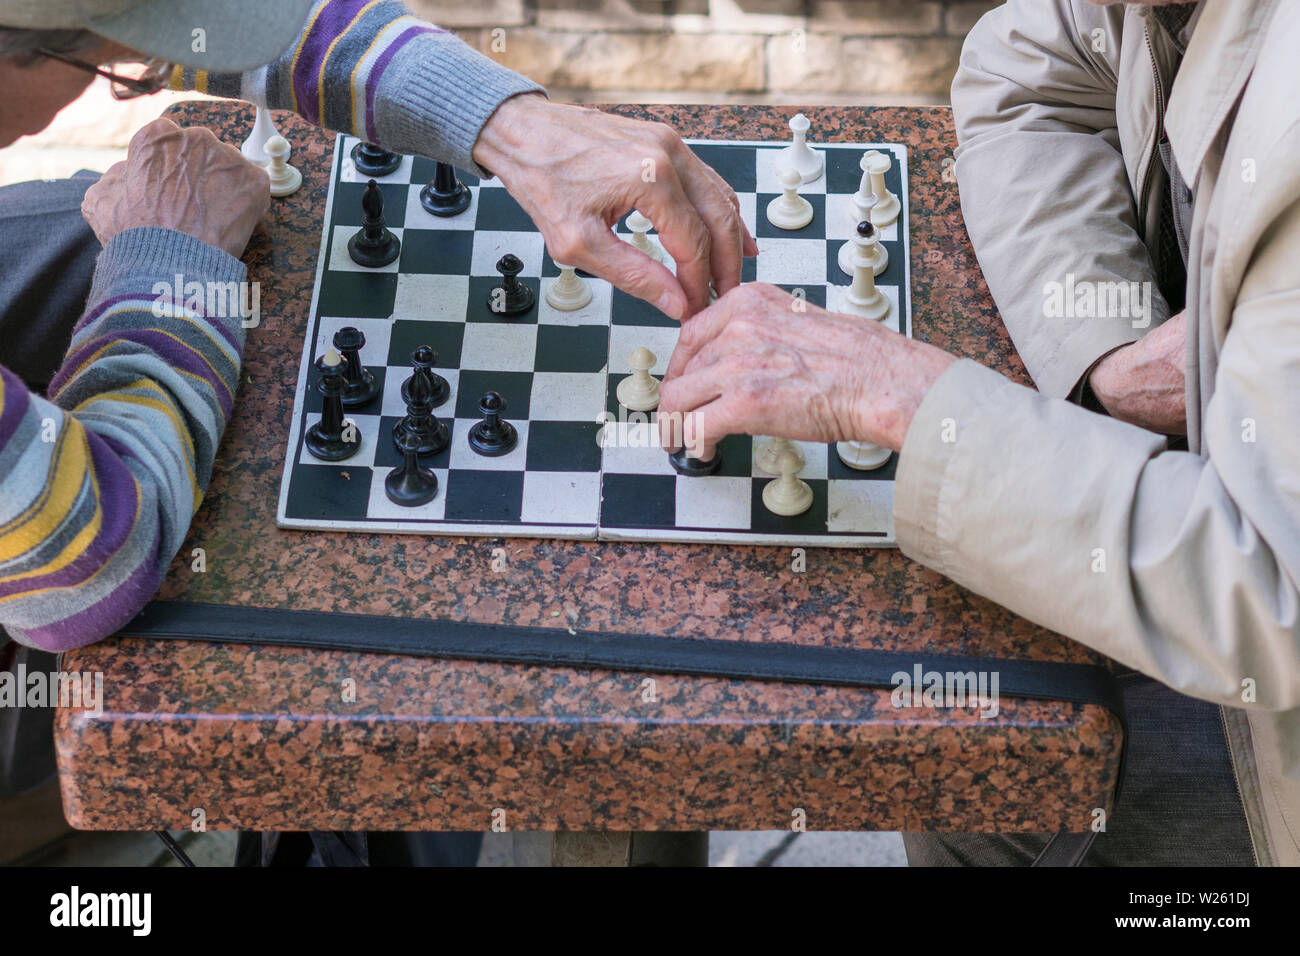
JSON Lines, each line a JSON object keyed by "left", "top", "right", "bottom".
{"left": 54, "top": 101, "right": 1122, "bottom": 833}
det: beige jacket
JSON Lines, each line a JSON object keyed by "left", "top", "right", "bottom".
{"left": 894, "top": 0, "right": 1300, "bottom": 865}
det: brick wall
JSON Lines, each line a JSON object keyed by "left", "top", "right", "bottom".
{"left": 0, "top": 1, "right": 1000, "bottom": 186}
{"left": 406, "top": 0, "right": 1001, "bottom": 104}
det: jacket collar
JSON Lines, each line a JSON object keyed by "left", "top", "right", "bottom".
{"left": 1164, "top": 0, "right": 1278, "bottom": 188}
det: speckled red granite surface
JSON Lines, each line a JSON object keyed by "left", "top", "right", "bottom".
{"left": 55, "top": 102, "right": 1121, "bottom": 832}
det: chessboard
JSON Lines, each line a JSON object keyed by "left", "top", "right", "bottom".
{"left": 276, "top": 132, "right": 913, "bottom": 547}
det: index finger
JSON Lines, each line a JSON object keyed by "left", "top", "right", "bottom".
{"left": 630, "top": 161, "right": 715, "bottom": 318}
{"left": 673, "top": 153, "right": 747, "bottom": 301}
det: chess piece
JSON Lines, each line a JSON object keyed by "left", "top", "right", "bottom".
{"left": 836, "top": 439, "right": 892, "bottom": 471}
{"left": 668, "top": 445, "right": 722, "bottom": 477}
{"left": 838, "top": 190, "right": 888, "bottom": 277}
{"left": 755, "top": 437, "right": 804, "bottom": 476}
{"left": 468, "top": 391, "right": 518, "bottom": 457}
{"left": 849, "top": 154, "right": 878, "bottom": 224}
{"left": 420, "top": 161, "right": 471, "bottom": 217}
{"left": 862, "top": 150, "right": 901, "bottom": 227}
{"left": 241, "top": 106, "right": 280, "bottom": 165}
{"left": 264, "top": 134, "right": 302, "bottom": 198}
{"left": 625, "top": 210, "right": 663, "bottom": 263}
{"left": 347, "top": 180, "right": 401, "bottom": 268}
{"left": 306, "top": 348, "right": 359, "bottom": 461}
{"left": 392, "top": 354, "right": 449, "bottom": 456}
{"left": 616, "top": 347, "right": 660, "bottom": 412}
{"left": 762, "top": 450, "right": 813, "bottom": 516}
{"left": 765, "top": 167, "right": 814, "bottom": 230}
{"left": 321, "top": 326, "right": 380, "bottom": 408}
{"left": 351, "top": 140, "right": 401, "bottom": 177}
{"left": 385, "top": 428, "right": 439, "bottom": 506}
{"left": 835, "top": 221, "right": 891, "bottom": 321}
{"left": 406, "top": 345, "right": 450, "bottom": 409}
{"left": 776, "top": 113, "right": 824, "bottom": 184}
{"left": 487, "top": 253, "right": 535, "bottom": 316}
{"left": 545, "top": 264, "right": 592, "bottom": 311}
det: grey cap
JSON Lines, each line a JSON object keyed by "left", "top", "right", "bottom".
{"left": 0, "top": 0, "right": 318, "bottom": 73}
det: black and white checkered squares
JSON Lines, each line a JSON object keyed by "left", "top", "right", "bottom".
{"left": 280, "top": 135, "right": 912, "bottom": 546}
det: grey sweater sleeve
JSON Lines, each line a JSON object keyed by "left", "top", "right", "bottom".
{"left": 195, "top": 0, "right": 545, "bottom": 175}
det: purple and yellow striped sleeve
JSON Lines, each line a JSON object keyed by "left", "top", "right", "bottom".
{"left": 0, "top": 228, "right": 247, "bottom": 651}
{"left": 177, "top": 0, "right": 545, "bottom": 175}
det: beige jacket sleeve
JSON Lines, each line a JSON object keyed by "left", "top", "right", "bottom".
{"left": 950, "top": 0, "right": 1166, "bottom": 398}
{"left": 894, "top": 192, "right": 1300, "bottom": 713}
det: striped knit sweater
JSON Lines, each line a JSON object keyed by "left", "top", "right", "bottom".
{"left": 0, "top": 0, "right": 541, "bottom": 651}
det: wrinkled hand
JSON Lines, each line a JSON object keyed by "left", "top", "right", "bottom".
{"left": 659, "top": 283, "right": 956, "bottom": 460}
{"left": 1089, "top": 310, "right": 1187, "bottom": 435}
{"left": 473, "top": 94, "right": 758, "bottom": 321}
{"left": 82, "top": 118, "right": 270, "bottom": 258}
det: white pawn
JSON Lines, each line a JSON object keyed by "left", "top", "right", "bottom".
{"left": 545, "top": 264, "right": 592, "bottom": 311}
{"left": 766, "top": 167, "right": 813, "bottom": 230}
{"left": 762, "top": 450, "right": 813, "bottom": 517}
{"left": 836, "top": 439, "right": 892, "bottom": 471}
{"left": 616, "top": 347, "right": 660, "bottom": 412}
{"left": 862, "top": 150, "right": 901, "bottom": 227}
{"left": 264, "top": 135, "right": 302, "bottom": 198}
{"left": 755, "top": 437, "right": 804, "bottom": 476}
{"left": 625, "top": 210, "right": 663, "bottom": 263}
{"left": 776, "top": 112, "right": 824, "bottom": 185}
{"left": 838, "top": 190, "right": 888, "bottom": 277}
{"left": 241, "top": 106, "right": 280, "bottom": 165}
{"left": 835, "top": 221, "right": 890, "bottom": 321}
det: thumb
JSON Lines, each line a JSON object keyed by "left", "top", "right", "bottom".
{"left": 571, "top": 227, "right": 689, "bottom": 321}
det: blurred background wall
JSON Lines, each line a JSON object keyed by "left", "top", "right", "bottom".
{"left": 0, "top": 0, "right": 999, "bottom": 186}
{"left": 412, "top": 0, "right": 998, "bottom": 103}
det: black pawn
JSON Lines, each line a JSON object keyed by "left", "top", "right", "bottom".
{"left": 392, "top": 355, "right": 449, "bottom": 457}
{"left": 322, "top": 326, "right": 380, "bottom": 408}
{"left": 420, "top": 161, "right": 471, "bottom": 217}
{"left": 669, "top": 445, "right": 722, "bottom": 477}
{"left": 468, "top": 391, "right": 518, "bottom": 457}
{"left": 351, "top": 141, "right": 401, "bottom": 177}
{"left": 487, "top": 253, "right": 535, "bottom": 316}
{"left": 347, "top": 179, "right": 401, "bottom": 268}
{"left": 404, "top": 345, "right": 449, "bottom": 409}
{"left": 306, "top": 352, "right": 359, "bottom": 461}
{"left": 385, "top": 428, "right": 439, "bottom": 507}
{"left": 857, "top": 220, "right": 876, "bottom": 239}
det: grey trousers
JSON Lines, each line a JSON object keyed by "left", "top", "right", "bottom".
{"left": 904, "top": 672, "right": 1257, "bottom": 866}
{"left": 0, "top": 171, "right": 102, "bottom": 391}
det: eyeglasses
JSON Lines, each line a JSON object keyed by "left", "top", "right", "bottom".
{"left": 37, "top": 48, "right": 174, "bottom": 100}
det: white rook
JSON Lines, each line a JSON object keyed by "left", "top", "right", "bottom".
{"left": 862, "top": 150, "right": 900, "bottom": 227}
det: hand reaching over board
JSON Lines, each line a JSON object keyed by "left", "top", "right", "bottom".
{"left": 472, "top": 94, "right": 758, "bottom": 322}
{"left": 660, "top": 283, "right": 956, "bottom": 461}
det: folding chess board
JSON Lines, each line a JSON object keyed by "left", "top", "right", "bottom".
{"left": 277, "top": 134, "right": 913, "bottom": 547}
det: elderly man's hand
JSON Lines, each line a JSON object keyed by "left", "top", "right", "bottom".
{"left": 658, "top": 283, "right": 956, "bottom": 460}
{"left": 82, "top": 118, "right": 270, "bottom": 258}
{"left": 473, "top": 94, "right": 758, "bottom": 322}
{"left": 1088, "top": 310, "right": 1188, "bottom": 435}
